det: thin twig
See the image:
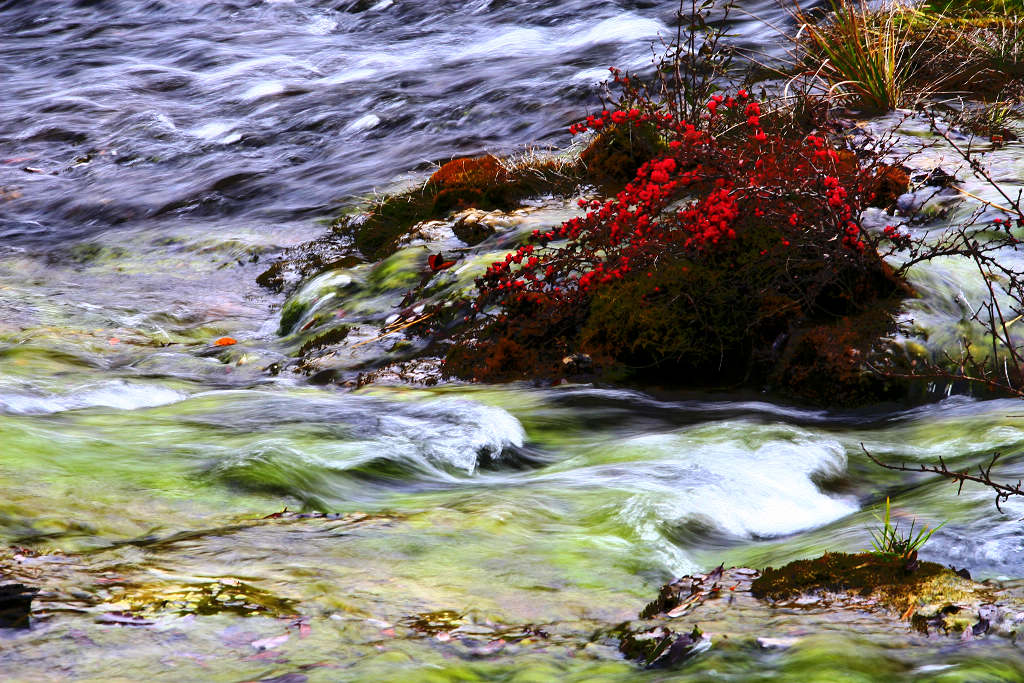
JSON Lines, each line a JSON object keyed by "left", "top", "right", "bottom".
{"left": 351, "top": 313, "right": 434, "bottom": 349}
{"left": 862, "top": 443, "right": 1023, "bottom": 513}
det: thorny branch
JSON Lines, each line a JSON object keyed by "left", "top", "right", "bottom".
{"left": 862, "top": 444, "right": 1024, "bottom": 513}
{"left": 887, "top": 110, "right": 1024, "bottom": 397}
{"left": 856, "top": 110, "right": 1024, "bottom": 510}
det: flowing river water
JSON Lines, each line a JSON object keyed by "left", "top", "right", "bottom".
{"left": 2, "top": 1, "right": 1024, "bottom": 680}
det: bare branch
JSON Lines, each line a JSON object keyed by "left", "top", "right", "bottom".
{"left": 861, "top": 443, "right": 1024, "bottom": 513}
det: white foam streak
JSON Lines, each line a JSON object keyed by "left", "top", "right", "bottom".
{"left": 559, "top": 425, "right": 857, "bottom": 544}
{"left": 453, "top": 14, "right": 666, "bottom": 61}
{"left": 377, "top": 399, "right": 525, "bottom": 474}
{"left": 0, "top": 381, "right": 187, "bottom": 415}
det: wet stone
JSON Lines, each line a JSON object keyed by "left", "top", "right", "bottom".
{"left": 617, "top": 624, "right": 708, "bottom": 669}
{"left": 452, "top": 209, "right": 497, "bottom": 245}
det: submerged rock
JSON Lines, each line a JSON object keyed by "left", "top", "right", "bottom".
{"left": 452, "top": 209, "right": 498, "bottom": 245}
{"left": 617, "top": 624, "right": 708, "bottom": 669}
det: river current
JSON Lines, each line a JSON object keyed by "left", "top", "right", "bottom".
{"left": 2, "top": 1, "right": 1024, "bottom": 680}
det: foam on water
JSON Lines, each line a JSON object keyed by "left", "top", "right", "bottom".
{"left": 0, "top": 380, "right": 187, "bottom": 415}
{"left": 241, "top": 81, "right": 288, "bottom": 101}
{"left": 347, "top": 113, "right": 381, "bottom": 132}
{"left": 188, "top": 121, "right": 240, "bottom": 143}
{"left": 199, "top": 393, "right": 527, "bottom": 505}
{"left": 533, "top": 421, "right": 857, "bottom": 572}
{"left": 626, "top": 431, "right": 853, "bottom": 533}
{"left": 457, "top": 14, "right": 665, "bottom": 60}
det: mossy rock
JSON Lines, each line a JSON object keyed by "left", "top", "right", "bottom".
{"left": 428, "top": 155, "right": 505, "bottom": 215}
{"left": 752, "top": 552, "right": 987, "bottom": 620}
{"left": 443, "top": 296, "right": 585, "bottom": 383}
{"left": 278, "top": 298, "right": 310, "bottom": 336}
{"left": 296, "top": 325, "right": 351, "bottom": 356}
{"left": 579, "top": 253, "right": 764, "bottom": 386}
{"left": 768, "top": 307, "right": 909, "bottom": 406}
{"left": 616, "top": 624, "right": 707, "bottom": 669}
{"left": 343, "top": 155, "right": 584, "bottom": 262}
{"left": 349, "top": 192, "right": 439, "bottom": 262}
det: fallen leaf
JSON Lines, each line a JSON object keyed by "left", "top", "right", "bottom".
{"left": 214, "top": 337, "right": 237, "bottom": 346}
{"left": 428, "top": 253, "right": 456, "bottom": 272}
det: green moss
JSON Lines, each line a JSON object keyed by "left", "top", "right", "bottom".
{"left": 337, "top": 156, "right": 586, "bottom": 262}
{"left": 580, "top": 253, "right": 761, "bottom": 385}
{"left": 922, "top": 0, "right": 1024, "bottom": 16}
{"left": 278, "top": 298, "right": 309, "bottom": 336}
{"left": 752, "top": 552, "right": 983, "bottom": 616}
{"left": 296, "top": 325, "right": 351, "bottom": 356}
{"left": 348, "top": 192, "right": 439, "bottom": 262}
{"left": 66, "top": 242, "right": 128, "bottom": 264}
{"left": 367, "top": 248, "right": 428, "bottom": 291}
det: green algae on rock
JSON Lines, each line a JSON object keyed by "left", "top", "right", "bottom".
{"left": 751, "top": 552, "right": 1012, "bottom": 636}
{"left": 634, "top": 556, "right": 1024, "bottom": 655}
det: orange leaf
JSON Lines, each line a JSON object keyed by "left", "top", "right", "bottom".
{"left": 214, "top": 337, "right": 237, "bottom": 346}
{"left": 428, "top": 253, "right": 457, "bottom": 272}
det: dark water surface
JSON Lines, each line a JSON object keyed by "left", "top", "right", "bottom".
{"left": 2, "top": 0, "right": 780, "bottom": 245}
{"left": 1, "top": 0, "right": 798, "bottom": 244}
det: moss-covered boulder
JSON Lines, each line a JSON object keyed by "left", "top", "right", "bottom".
{"left": 631, "top": 555, "right": 1024, "bottom": 649}
{"left": 338, "top": 155, "right": 584, "bottom": 262}
{"left": 752, "top": 552, "right": 1014, "bottom": 636}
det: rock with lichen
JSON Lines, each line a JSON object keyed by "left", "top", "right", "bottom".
{"left": 616, "top": 553, "right": 1024, "bottom": 662}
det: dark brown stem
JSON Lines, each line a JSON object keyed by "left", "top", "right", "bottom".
{"left": 861, "top": 443, "right": 1023, "bottom": 513}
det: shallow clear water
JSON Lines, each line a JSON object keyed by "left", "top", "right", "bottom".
{"left": 2, "top": 1, "right": 1024, "bottom": 680}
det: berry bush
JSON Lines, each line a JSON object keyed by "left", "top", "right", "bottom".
{"left": 436, "top": 75, "right": 911, "bottom": 391}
